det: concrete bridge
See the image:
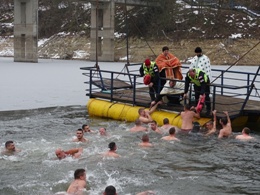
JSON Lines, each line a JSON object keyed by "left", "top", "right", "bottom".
{"left": 13, "top": 0, "right": 159, "bottom": 62}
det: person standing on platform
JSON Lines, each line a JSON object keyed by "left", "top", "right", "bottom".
{"left": 139, "top": 59, "right": 162, "bottom": 102}
{"left": 190, "top": 47, "right": 212, "bottom": 81}
{"left": 184, "top": 68, "right": 211, "bottom": 115}
{"left": 155, "top": 46, "right": 182, "bottom": 81}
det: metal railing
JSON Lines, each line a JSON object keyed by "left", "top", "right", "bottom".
{"left": 81, "top": 64, "right": 260, "bottom": 116}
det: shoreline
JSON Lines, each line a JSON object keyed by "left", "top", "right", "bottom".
{"left": 1, "top": 37, "right": 259, "bottom": 65}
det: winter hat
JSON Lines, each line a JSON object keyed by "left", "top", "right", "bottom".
{"left": 195, "top": 47, "right": 202, "bottom": 53}
{"left": 144, "top": 59, "right": 151, "bottom": 66}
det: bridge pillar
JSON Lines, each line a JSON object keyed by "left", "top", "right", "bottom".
{"left": 90, "top": 1, "right": 115, "bottom": 62}
{"left": 14, "top": 0, "right": 38, "bottom": 62}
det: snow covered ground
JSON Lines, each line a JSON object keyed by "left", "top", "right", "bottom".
{"left": 0, "top": 57, "right": 127, "bottom": 111}
{"left": 0, "top": 57, "right": 88, "bottom": 111}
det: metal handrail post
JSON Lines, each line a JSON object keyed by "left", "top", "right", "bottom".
{"left": 240, "top": 66, "right": 260, "bottom": 114}
{"left": 125, "top": 63, "right": 133, "bottom": 86}
{"left": 110, "top": 72, "right": 114, "bottom": 102}
{"left": 247, "top": 73, "right": 250, "bottom": 94}
{"left": 212, "top": 85, "right": 216, "bottom": 110}
{"left": 133, "top": 75, "right": 136, "bottom": 105}
{"left": 221, "top": 70, "right": 224, "bottom": 95}
{"left": 189, "top": 83, "right": 193, "bottom": 104}
{"left": 89, "top": 69, "right": 93, "bottom": 97}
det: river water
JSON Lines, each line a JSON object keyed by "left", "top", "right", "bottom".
{"left": 0, "top": 58, "right": 260, "bottom": 195}
{"left": 1, "top": 106, "right": 260, "bottom": 195}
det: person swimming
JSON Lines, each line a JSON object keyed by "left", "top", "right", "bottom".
{"left": 103, "top": 142, "right": 120, "bottom": 158}
{"left": 55, "top": 148, "right": 83, "bottom": 160}
{"left": 1, "top": 140, "right": 21, "bottom": 155}
{"left": 161, "top": 127, "right": 180, "bottom": 141}
{"left": 67, "top": 169, "right": 87, "bottom": 195}
{"left": 138, "top": 134, "right": 153, "bottom": 147}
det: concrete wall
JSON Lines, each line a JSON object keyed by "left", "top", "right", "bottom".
{"left": 90, "top": 1, "right": 115, "bottom": 62}
{"left": 14, "top": 0, "right": 38, "bottom": 62}
{"left": 88, "top": 0, "right": 158, "bottom": 62}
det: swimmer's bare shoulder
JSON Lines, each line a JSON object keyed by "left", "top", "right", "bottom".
{"left": 136, "top": 190, "right": 155, "bottom": 195}
{"left": 103, "top": 151, "right": 120, "bottom": 158}
{"left": 67, "top": 180, "right": 86, "bottom": 194}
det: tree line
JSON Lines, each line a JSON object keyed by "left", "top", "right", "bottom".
{"left": 0, "top": 0, "right": 259, "bottom": 39}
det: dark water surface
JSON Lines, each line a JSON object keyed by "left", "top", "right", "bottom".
{"left": 1, "top": 106, "right": 260, "bottom": 195}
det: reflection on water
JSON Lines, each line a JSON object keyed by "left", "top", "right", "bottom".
{"left": 0, "top": 106, "right": 260, "bottom": 195}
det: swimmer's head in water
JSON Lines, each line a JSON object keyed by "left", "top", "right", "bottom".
{"left": 220, "top": 117, "right": 228, "bottom": 125}
{"left": 150, "top": 120, "right": 157, "bottom": 130}
{"left": 104, "top": 185, "right": 116, "bottom": 195}
{"left": 169, "top": 127, "right": 176, "bottom": 135}
{"left": 5, "top": 140, "right": 15, "bottom": 151}
{"left": 55, "top": 148, "right": 66, "bottom": 160}
{"left": 205, "top": 121, "right": 213, "bottom": 130}
{"left": 142, "top": 134, "right": 149, "bottom": 142}
{"left": 163, "top": 118, "right": 169, "bottom": 125}
{"left": 135, "top": 119, "right": 142, "bottom": 126}
{"left": 242, "top": 127, "right": 250, "bottom": 135}
{"left": 99, "top": 127, "right": 106, "bottom": 135}
{"left": 74, "top": 169, "right": 86, "bottom": 180}
{"left": 108, "top": 142, "right": 116, "bottom": 151}
{"left": 138, "top": 108, "right": 145, "bottom": 115}
{"left": 82, "top": 124, "right": 90, "bottom": 132}
{"left": 76, "top": 129, "right": 84, "bottom": 139}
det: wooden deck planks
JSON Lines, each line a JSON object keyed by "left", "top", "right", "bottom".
{"left": 92, "top": 78, "right": 132, "bottom": 90}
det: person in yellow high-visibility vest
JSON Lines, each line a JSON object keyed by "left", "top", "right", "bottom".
{"left": 184, "top": 68, "right": 211, "bottom": 115}
{"left": 139, "top": 58, "right": 166, "bottom": 101}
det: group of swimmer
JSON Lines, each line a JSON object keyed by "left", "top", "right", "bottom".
{"left": 137, "top": 101, "right": 255, "bottom": 140}
{"left": 52, "top": 123, "right": 158, "bottom": 194}
{"left": 55, "top": 125, "right": 109, "bottom": 160}
{"left": 1, "top": 122, "right": 159, "bottom": 195}
{"left": 1, "top": 108, "right": 255, "bottom": 195}
{"left": 2, "top": 107, "right": 255, "bottom": 195}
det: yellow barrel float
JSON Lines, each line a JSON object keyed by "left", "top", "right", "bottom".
{"left": 231, "top": 116, "right": 248, "bottom": 130}
{"left": 87, "top": 99, "right": 210, "bottom": 128}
